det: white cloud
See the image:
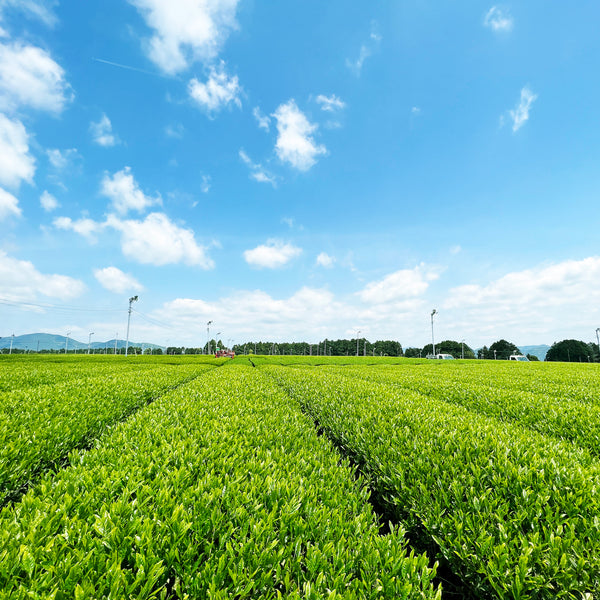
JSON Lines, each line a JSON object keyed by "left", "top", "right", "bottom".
{"left": 484, "top": 6, "right": 513, "bottom": 32}
{"left": 100, "top": 166, "right": 160, "bottom": 214}
{"left": 243, "top": 239, "right": 302, "bottom": 269}
{"left": 165, "top": 122, "right": 184, "bottom": 138}
{"left": 346, "top": 24, "right": 381, "bottom": 76}
{"left": 201, "top": 174, "right": 211, "bottom": 193}
{"left": 90, "top": 113, "right": 119, "bottom": 147}
{"left": 0, "top": 42, "right": 71, "bottom": 113}
{"left": 509, "top": 86, "right": 537, "bottom": 132}
{"left": 253, "top": 106, "right": 270, "bottom": 131}
{"left": 0, "top": 114, "right": 35, "bottom": 188}
{"left": 188, "top": 62, "right": 241, "bottom": 113}
{"left": 316, "top": 94, "right": 345, "bottom": 112}
{"left": 129, "top": 0, "right": 240, "bottom": 74}
{"left": 0, "top": 0, "right": 58, "bottom": 27}
{"left": 94, "top": 266, "right": 144, "bottom": 294}
{"left": 46, "top": 148, "right": 80, "bottom": 170}
{"left": 0, "top": 186, "right": 20, "bottom": 219}
{"left": 316, "top": 252, "right": 335, "bottom": 268}
{"left": 0, "top": 250, "right": 85, "bottom": 302}
{"left": 53, "top": 216, "right": 104, "bottom": 242}
{"left": 106, "top": 212, "right": 214, "bottom": 268}
{"left": 40, "top": 190, "right": 58, "bottom": 212}
{"left": 359, "top": 264, "right": 440, "bottom": 304}
{"left": 157, "top": 286, "right": 343, "bottom": 344}
{"left": 441, "top": 257, "right": 600, "bottom": 344}
{"left": 272, "top": 100, "right": 326, "bottom": 171}
{"left": 239, "top": 149, "right": 276, "bottom": 186}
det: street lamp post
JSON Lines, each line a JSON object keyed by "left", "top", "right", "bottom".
{"left": 88, "top": 332, "right": 94, "bottom": 354}
{"left": 430, "top": 310, "right": 437, "bottom": 356}
{"left": 206, "top": 320, "right": 213, "bottom": 355}
{"left": 125, "top": 296, "right": 138, "bottom": 357}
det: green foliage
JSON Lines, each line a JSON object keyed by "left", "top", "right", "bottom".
{"left": 422, "top": 340, "right": 475, "bottom": 359}
{"left": 232, "top": 338, "right": 403, "bottom": 357}
{"left": 488, "top": 339, "right": 520, "bottom": 360}
{"left": 0, "top": 361, "right": 211, "bottom": 505}
{"left": 265, "top": 363, "right": 600, "bottom": 598}
{"left": 0, "top": 365, "right": 439, "bottom": 599}
{"left": 546, "top": 339, "right": 593, "bottom": 362}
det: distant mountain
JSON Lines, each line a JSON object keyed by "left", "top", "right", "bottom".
{"left": 0, "top": 333, "right": 164, "bottom": 352}
{"left": 518, "top": 345, "right": 550, "bottom": 361}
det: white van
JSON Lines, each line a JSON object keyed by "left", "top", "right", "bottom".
{"left": 509, "top": 354, "right": 529, "bottom": 362}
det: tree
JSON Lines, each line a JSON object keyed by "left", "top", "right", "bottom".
{"left": 477, "top": 345, "right": 489, "bottom": 359}
{"left": 526, "top": 353, "right": 539, "bottom": 361}
{"left": 545, "top": 339, "right": 591, "bottom": 362}
{"left": 422, "top": 340, "right": 475, "bottom": 359}
{"left": 404, "top": 347, "right": 422, "bottom": 358}
{"left": 488, "top": 339, "right": 520, "bottom": 360}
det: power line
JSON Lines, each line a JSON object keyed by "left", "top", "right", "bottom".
{"left": 0, "top": 297, "right": 123, "bottom": 313}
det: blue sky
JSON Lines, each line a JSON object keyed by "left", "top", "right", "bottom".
{"left": 1, "top": 0, "right": 600, "bottom": 349}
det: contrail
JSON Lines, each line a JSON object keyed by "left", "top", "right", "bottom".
{"left": 93, "top": 58, "right": 175, "bottom": 79}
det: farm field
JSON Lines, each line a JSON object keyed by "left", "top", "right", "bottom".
{"left": 0, "top": 354, "right": 598, "bottom": 598}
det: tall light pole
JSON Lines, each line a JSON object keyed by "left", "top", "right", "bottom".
{"left": 9, "top": 333, "right": 14, "bottom": 355}
{"left": 125, "top": 296, "right": 138, "bottom": 357}
{"left": 88, "top": 332, "right": 94, "bottom": 354}
{"left": 356, "top": 330, "right": 361, "bottom": 357}
{"left": 114, "top": 332, "right": 118, "bottom": 355}
{"left": 206, "top": 320, "right": 213, "bottom": 355}
{"left": 431, "top": 310, "right": 437, "bottom": 356}
{"left": 461, "top": 339, "right": 465, "bottom": 360}
{"left": 596, "top": 328, "right": 600, "bottom": 361}
{"left": 65, "top": 331, "right": 71, "bottom": 354}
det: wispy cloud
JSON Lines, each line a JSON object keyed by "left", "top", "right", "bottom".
{"left": 346, "top": 24, "right": 381, "bottom": 76}
{"left": 253, "top": 106, "right": 270, "bottom": 131}
{"left": 509, "top": 86, "right": 537, "bottom": 132}
{"left": 316, "top": 252, "right": 335, "bottom": 268}
{"left": 272, "top": 100, "right": 326, "bottom": 171}
{"left": 484, "top": 6, "right": 513, "bottom": 32}
{"left": 239, "top": 149, "right": 276, "bottom": 186}
{"left": 90, "top": 113, "right": 120, "bottom": 147}
{"left": 40, "top": 190, "right": 59, "bottom": 212}
{"left": 316, "top": 94, "right": 346, "bottom": 112}
{"left": 188, "top": 61, "right": 241, "bottom": 114}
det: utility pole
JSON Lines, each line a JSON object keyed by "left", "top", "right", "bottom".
{"left": 9, "top": 333, "right": 14, "bottom": 354}
{"left": 206, "top": 320, "right": 213, "bottom": 355}
{"left": 596, "top": 328, "right": 600, "bottom": 361}
{"left": 65, "top": 331, "right": 71, "bottom": 354}
{"left": 114, "top": 333, "right": 118, "bottom": 355}
{"left": 461, "top": 339, "right": 465, "bottom": 360}
{"left": 125, "top": 296, "right": 138, "bottom": 357}
{"left": 430, "top": 310, "right": 437, "bottom": 356}
{"left": 88, "top": 332, "right": 94, "bottom": 354}
{"left": 356, "top": 330, "right": 361, "bottom": 357}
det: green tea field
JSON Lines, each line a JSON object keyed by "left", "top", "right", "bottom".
{"left": 1, "top": 354, "right": 598, "bottom": 599}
